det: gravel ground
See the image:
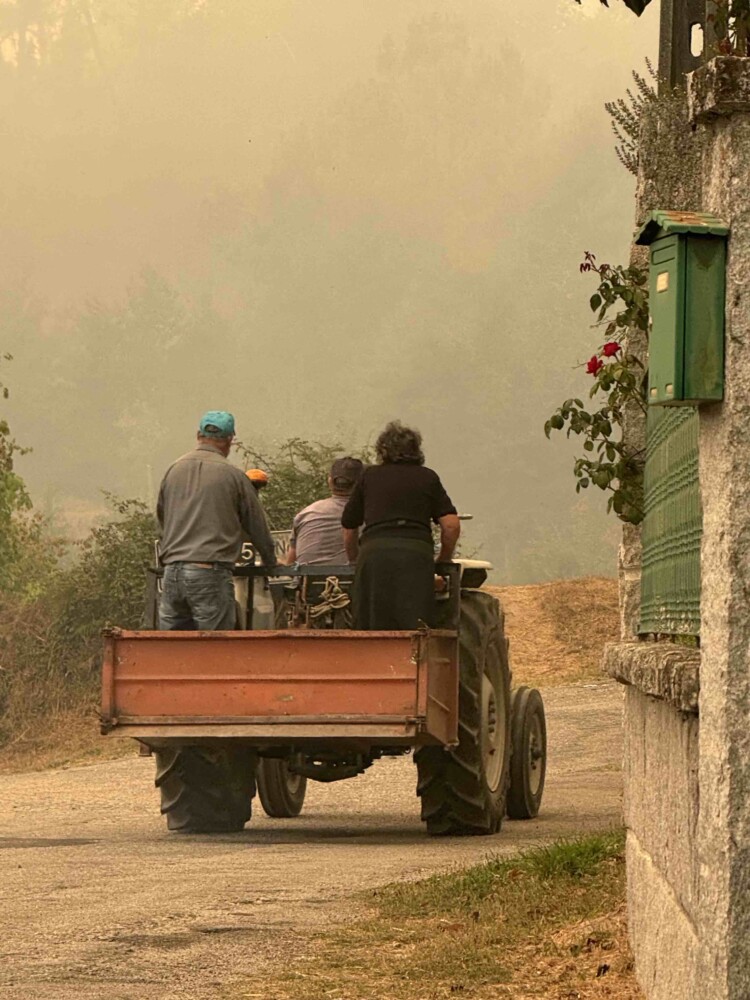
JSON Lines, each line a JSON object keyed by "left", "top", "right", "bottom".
{"left": 0, "top": 681, "right": 622, "bottom": 1000}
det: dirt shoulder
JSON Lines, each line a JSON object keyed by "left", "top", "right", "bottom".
{"left": 0, "top": 681, "right": 623, "bottom": 1000}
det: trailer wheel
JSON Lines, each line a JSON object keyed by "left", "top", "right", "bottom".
{"left": 507, "top": 686, "right": 547, "bottom": 819}
{"left": 415, "top": 589, "right": 511, "bottom": 836}
{"left": 257, "top": 759, "right": 308, "bottom": 818}
{"left": 154, "top": 745, "right": 257, "bottom": 833}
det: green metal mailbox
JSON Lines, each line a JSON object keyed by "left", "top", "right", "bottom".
{"left": 636, "top": 210, "right": 729, "bottom": 406}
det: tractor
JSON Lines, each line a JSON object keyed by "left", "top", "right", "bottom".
{"left": 101, "top": 546, "right": 547, "bottom": 836}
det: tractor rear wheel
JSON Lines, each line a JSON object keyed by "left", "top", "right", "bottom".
{"left": 257, "top": 758, "right": 308, "bottom": 818}
{"left": 154, "top": 745, "right": 257, "bottom": 833}
{"left": 507, "top": 686, "right": 547, "bottom": 819}
{"left": 415, "top": 589, "right": 511, "bottom": 836}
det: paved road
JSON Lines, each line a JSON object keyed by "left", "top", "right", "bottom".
{"left": 0, "top": 682, "right": 623, "bottom": 1000}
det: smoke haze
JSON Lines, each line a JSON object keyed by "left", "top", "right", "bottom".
{"left": 1, "top": 0, "right": 656, "bottom": 581}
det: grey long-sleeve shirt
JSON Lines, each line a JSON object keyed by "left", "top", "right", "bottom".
{"left": 157, "top": 443, "right": 277, "bottom": 567}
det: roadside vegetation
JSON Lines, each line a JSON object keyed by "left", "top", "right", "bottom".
{"left": 0, "top": 371, "right": 364, "bottom": 769}
{"left": 238, "top": 830, "right": 642, "bottom": 1000}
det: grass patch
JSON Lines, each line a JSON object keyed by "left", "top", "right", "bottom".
{"left": 381, "top": 830, "right": 625, "bottom": 918}
{"left": 233, "top": 830, "right": 642, "bottom": 1000}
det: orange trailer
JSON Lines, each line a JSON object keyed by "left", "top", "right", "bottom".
{"left": 101, "top": 627, "right": 459, "bottom": 746}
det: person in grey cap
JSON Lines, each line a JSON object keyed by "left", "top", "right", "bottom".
{"left": 285, "top": 457, "right": 364, "bottom": 566}
{"left": 157, "top": 410, "right": 278, "bottom": 630}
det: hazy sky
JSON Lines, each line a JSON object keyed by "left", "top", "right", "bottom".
{"left": 2, "top": 0, "right": 657, "bottom": 580}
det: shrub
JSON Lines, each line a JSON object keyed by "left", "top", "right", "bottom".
{"left": 0, "top": 496, "right": 156, "bottom": 749}
{"left": 544, "top": 254, "right": 648, "bottom": 525}
{"left": 233, "top": 437, "right": 372, "bottom": 531}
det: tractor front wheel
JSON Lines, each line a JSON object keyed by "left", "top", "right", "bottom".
{"left": 415, "top": 589, "right": 511, "bottom": 836}
{"left": 257, "top": 758, "right": 308, "bottom": 818}
{"left": 507, "top": 686, "right": 547, "bottom": 819}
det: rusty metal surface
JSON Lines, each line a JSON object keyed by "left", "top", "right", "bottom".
{"left": 101, "top": 628, "right": 458, "bottom": 746}
{"left": 422, "top": 635, "right": 458, "bottom": 746}
{"left": 105, "top": 724, "right": 422, "bottom": 742}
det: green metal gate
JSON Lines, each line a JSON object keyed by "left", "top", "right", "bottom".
{"left": 639, "top": 407, "right": 702, "bottom": 635}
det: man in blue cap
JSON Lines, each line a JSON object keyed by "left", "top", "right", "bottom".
{"left": 157, "top": 410, "right": 277, "bottom": 630}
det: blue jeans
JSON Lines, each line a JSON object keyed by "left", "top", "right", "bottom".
{"left": 159, "top": 563, "right": 236, "bottom": 630}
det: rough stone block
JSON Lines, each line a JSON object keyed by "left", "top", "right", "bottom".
{"left": 621, "top": 686, "right": 700, "bottom": 922}
{"left": 637, "top": 90, "right": 704, "bottom": 217}
{"left": 696, "top": 99, "right": 750, "bottom": 997}
{"left": 689, "top": 56, "right": 750, "bottom": 124}
{"left": 627, "top": 832, "right": 699, "bottom": 1000}
{"left": 618, "top": 526, "right": 643, "bottom": 640}
{"left": 603, "top": 641, "right": 700, "bottom": 714}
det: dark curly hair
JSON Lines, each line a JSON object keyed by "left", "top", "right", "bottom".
{"left": 375, "top": 421, "right": 425, "bottom": 465}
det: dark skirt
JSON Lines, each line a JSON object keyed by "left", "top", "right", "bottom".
{"left": 352, "top": 534, "right": 435, "bottom": 630}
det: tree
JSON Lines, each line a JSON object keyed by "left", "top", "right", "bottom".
{"left": 233, "top": 437, "right": 371, "bottom": 532}
{"left": 0, "top": 354, "right": 38, "bottom": 592}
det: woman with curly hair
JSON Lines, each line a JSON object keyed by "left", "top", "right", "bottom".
{"left": 341, "top": 421, "right": 460, "bottom": 629}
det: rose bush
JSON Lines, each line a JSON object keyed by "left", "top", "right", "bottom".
{"left": 545, "top": 253, "right": 649, "bottom": 525}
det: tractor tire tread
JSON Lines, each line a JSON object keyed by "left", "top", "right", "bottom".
{"left": 415, "top": 590, "right": 511, "bottom": 837}
{"left": 154, "top": 746, "right": 257, "bottom": 833}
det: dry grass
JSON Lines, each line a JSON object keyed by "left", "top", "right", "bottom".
{"left": 489, "top": 576, "right": 619, "bottom": 687}
{"left": 0, "top": 707, "right": 135, "bottom": 774}
{"left": 232, "top": 831, "right": 643, "bottom": 1000}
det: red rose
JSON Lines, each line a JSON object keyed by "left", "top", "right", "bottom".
{"left": 586, "top": 356, "right": 604, "bottom": 376}
{"left": 602, "top": 341, "right": 621, "bottom": 357}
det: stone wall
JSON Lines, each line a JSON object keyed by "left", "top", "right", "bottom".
{"left": 624, "top": 687, "right": 699, "bottom": 1000}
{"left": 607, "top": 56, "right": 750, "bottom": 1000}
{"left": 604, "top": 643, "right": 700, "bottom": 998}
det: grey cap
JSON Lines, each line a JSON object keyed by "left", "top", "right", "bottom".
{"left": 330, "top": 456, "right": 364, "bottom": 487}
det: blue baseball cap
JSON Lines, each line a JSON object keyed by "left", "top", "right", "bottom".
{"left": 199, "top": 410, "right": 236, "bottom": 438}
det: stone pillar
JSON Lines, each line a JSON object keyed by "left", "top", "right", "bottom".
{"left": 603, "top": 84, "right": 706, "bottom": 1000}
{"left": 689, "top": 56, "right": 750, "bottom": 1000}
